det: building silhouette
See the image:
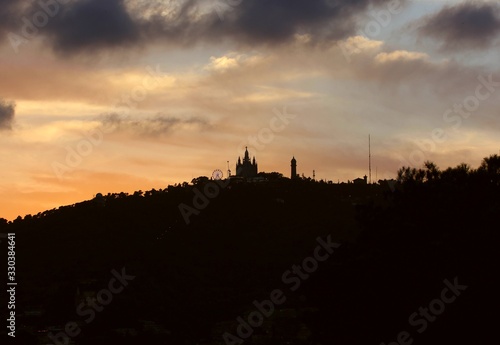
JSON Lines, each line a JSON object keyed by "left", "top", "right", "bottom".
{"left": 291, "top": 156, "right": 297, "bottom": 179}
{"left": 236, "top": 147, "right": 258, "bottom": 178}
{"left": 353, "top": 175, "right": 368, "bottom": 185}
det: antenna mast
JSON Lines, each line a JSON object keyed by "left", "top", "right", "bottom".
{"left": 369, "top": 135, "right": 372, "bottom": 184}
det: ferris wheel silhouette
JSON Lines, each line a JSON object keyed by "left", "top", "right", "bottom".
{"left": 212, "top": 169, "right": 223, "bottom": 180}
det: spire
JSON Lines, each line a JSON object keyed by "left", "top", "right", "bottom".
{"left": 252, "top": 157, "right": 256, "bottom": 165}
{"left": 244, "top": 146, "right": 250, "bottom": 161}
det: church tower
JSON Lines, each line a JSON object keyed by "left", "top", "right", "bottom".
{"left": 291, "top": 156, "right": 297, "bottom": 179}
{"left": 236, "top": 147, "right": 258, "bottom": 178}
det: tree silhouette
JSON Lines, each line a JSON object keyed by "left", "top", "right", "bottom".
{"left": 191, "top": 176, "right": 210, "bottom": 185}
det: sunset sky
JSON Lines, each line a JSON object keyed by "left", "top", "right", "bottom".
{"left": 1, "top": 0, "right": 500, "bottom": 220}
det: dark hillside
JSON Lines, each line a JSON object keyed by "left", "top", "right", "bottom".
{"left": 1, "top": 156, "right": 498, "bottom": 344}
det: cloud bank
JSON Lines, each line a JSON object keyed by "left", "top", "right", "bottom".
{"left": 419, "top": 2, "right": 500, "bottom": 51}
{"left": 98, "top": 113, "right": 210, "bottom": 137}
{"left": 2, "top": 0, "right": 395, "bottom": 54}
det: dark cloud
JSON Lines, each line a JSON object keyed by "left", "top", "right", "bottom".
{"left": 99, "top": 113, "right": 209, "bottom": 137}
{"left": 0, "top": 100, "right": 15, "bottom": 130}
{"left": 2, "top": 0, "right": 393, "bottom": 54}
{"left": 141, "top": 0, "right": 391, "bottom": 47}
{"left": 44, "top": 0, "right": 140, "bottom": 53}
{"left": 419, "top": 2, "right": 500, "bottom": 51}
{"left": 0, "top": 0, "right": 23, "bottom": 39}
{"left": 217, "top": 0, "right": 375, "bottom": 44}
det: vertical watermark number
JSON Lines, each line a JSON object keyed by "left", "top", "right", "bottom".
{"left": 5, "top": 233, "right": 16, "bottom": 337}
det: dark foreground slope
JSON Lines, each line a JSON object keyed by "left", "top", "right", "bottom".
{"left": 0, "top": 159, "right": 498, "bottom": 345}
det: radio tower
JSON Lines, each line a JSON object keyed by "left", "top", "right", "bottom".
{"left": 369, "top": 135, "right": 372, "bottom": 184}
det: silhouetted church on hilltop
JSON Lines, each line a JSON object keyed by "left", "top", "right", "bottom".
{"left": 234, "top": 148, "right": 299, "bottom": 180}
{"left": 236, "top": 147, "right": 258, "bottom": 178}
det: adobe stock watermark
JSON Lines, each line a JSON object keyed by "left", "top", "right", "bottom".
{"left": 214, "top": 0, "right": 243, "bottom": 21}
{"left": 112, "top": 65, "right": 167, "bottom": 117}
{"left": 238, "top": 106, "right": 296, "bottom": 156}
{"left": 338, "top": 0, "right": 411, "bottom": 63}
{"left": 51, "top": 65, "right": 168, "bottom": 180}
{"left": 380, "top": 277, "right": 467, "bottom": 345}
{"left": 179, "top": 106, "right": 295, "bottom": 225}
{"left": 48, "top": 267, "right": 135, "bottom": 345}
{"left": 8, "top": 0, "right": 71, "bottom": 54}
{"left": 178, "top": 178, "right": 232, "bottom": 225}
{"left": 396, "top": 74, "right": 500, "bottom": 168}
{"left": 223, "top": 235, "right": 340, "bottom": 345}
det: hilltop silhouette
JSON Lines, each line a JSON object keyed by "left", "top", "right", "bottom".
{"left": 0, "top": 154, "right": 498, "bottom": 344}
